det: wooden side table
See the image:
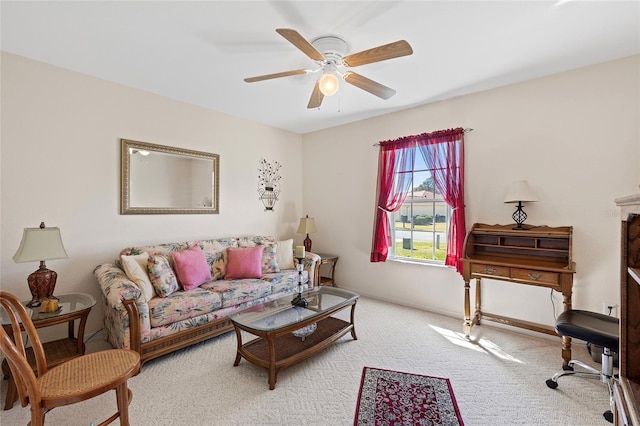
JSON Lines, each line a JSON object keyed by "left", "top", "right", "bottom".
{"left": 1, "top": 292, "right": 96, "bottom": 410}
{"left": 316, "top": 253, "right": 339, "bottom": 287}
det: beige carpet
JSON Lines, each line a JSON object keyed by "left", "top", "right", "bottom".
{"left": 1, "top": 296, "right": 612, "bottom": 425}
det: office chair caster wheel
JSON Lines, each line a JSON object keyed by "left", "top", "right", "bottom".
{"left": 603, "top": 410, "right": 613, "bottom": 423}
{"left": 545, "top": 379, "right": 558, "bottom": 389}
{"left": 562, "top": 364, "right": 574, "bottom": 371}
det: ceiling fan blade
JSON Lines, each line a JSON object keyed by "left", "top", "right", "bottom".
{"left": 343, "top": 72, "right": 396, "bottom": 100}
{"left": 342, "top": 40, "right": 413, "bottom": 67}
{"left": 276, "top": 28, "right": 325, "bottom": 61}
{"left": 244, "top": 69, "right": 307, "bottom": 83}
{"left": 307, "top": 81, "right": 324, "bottom": 109}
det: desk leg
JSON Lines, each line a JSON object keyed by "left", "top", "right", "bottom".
{"left": 475, "top": 278, "right": 482, "bottom": 325}
{"left": 464, "top": 279, "right": 472, "bottom": 338}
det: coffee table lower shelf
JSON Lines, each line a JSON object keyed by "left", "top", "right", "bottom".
{"left": 234, "top": 316, "right": 356, "bottom": 389}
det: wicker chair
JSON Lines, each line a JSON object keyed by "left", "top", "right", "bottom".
{"left": 0, "top": 291, "right": 140, "bottom": 425}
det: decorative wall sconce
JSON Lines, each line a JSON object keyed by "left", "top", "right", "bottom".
{"left": 258, "top": 158, "right": 282, "bottom": 211}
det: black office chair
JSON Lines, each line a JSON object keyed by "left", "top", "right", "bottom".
{"left": 545, "top": 310, "right": 619, "bottom": 423}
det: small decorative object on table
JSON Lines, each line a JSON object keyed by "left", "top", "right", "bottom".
{"left": 38, "top": 298, "right": 60, "bottom": 313}
{"left": 292, "top": 321, "right": 317, "bottom": 341}
{"left": 291, "top": 248, "right": 308, "bottom": 308}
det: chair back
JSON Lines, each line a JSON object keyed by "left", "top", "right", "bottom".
{"left": 0, "top": 291, "right": 47, "bottom": 408}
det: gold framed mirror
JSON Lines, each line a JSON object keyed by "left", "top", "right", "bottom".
{"left": 120, "top": 139, "right": 219, "bottom": 214}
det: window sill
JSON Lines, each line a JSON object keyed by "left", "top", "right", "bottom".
{"left": 387, "top": 257, "right": 448, "bottom": 268}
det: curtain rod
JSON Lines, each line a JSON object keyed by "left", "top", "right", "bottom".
{"left": 372, "top": 127, "right": 474, "bottom": 147}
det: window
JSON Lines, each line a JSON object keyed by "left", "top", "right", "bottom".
{"left": 389, "top": 150, "right": 451, "bottom": 263}
{"left": 370, "top": 127, "right": 466, "bottom": 274}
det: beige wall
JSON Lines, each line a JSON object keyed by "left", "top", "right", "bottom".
{"left": 0, "top": 52, "right": 304, "bottom": 338}
{"left": 302, "top": 55, "right": 640, "bottom": 328}
{"left": 2, "top": 51, "right": 639, "bottom": 343}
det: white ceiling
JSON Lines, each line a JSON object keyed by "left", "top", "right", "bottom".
{"left": 2, "top": 1, "right": 639, "bottom": 134}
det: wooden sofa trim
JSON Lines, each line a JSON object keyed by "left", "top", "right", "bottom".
{"left": 123, "top": 299, "right": 233, "bottom": 365}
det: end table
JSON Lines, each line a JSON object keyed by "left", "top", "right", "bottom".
{"left": 1, "top": 292, "right": 96, "bottom": 410}
{"left": 316, "top": 253, "right": 339, "bottom": 287}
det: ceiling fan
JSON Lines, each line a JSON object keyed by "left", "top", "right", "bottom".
{"left": 244, "top": 28, "right": 413, "bottom": 108}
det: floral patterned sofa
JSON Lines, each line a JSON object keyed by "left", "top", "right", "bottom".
{"left": 94, "top": 236, "right": 319, "bottom": 366}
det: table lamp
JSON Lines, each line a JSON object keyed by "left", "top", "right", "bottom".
{"left": 13, "top": 222, "right": 68, "bottom": 307}
{"left": 504, "top": 180, "right": 538, "bottom": 230}
{"left": 296, "top": 215, "right": 317, "bottom": 252}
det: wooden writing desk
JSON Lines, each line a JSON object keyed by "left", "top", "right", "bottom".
{"left": 462, "top": 223, "right": 576, "bottom": 366}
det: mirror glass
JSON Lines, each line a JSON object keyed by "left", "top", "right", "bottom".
{"left": 121, "top": 139, "right": 219, "bottom": 214}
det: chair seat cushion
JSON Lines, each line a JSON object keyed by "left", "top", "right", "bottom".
{"left": 555, "top": 310, "right": 619, "bottom": 351}
{"left": 39, "top": 349, "right": 139, "bottom": 403}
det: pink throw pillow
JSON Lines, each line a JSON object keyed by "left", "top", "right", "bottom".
{"left": 225, "top": 246, "right": 264, "bottom": 280}
{"left": 171, "top": 245, "right": 212, "bottom": 291}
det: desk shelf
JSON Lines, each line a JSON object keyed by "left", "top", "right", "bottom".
{"left": 468, "top": 224, "right": 572, "bottom": 263}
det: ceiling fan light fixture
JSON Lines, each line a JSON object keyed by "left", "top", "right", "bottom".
{"left": 245, "top": 29, "right": 413, "bottom": 108}
{"left": 318, "top": 73, "right": 339, "bottom": 96}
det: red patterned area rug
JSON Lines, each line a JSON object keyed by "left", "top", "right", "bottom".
{"left": 354, "top": 367, "right": 464, "bottom": 426}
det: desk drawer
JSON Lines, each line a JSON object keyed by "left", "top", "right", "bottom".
{"left": 512, "top": 268, "right": 559, "bottom": 285}
{"left": 471, "top": 264, "right": 509, "bottom": 278}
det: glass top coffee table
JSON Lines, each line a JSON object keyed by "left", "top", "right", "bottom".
{"left": 230, "top": 286, "right": 359, "bottom": 389}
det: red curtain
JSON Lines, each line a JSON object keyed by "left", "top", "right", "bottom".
{"left": 416, "top": 128, "right": 466, "bottom": 274}
{"left": 370, "top": 128, "right": 466, "bottom": 275}
{"left": 370, "top": 138, "right": 413, "bottom": 262}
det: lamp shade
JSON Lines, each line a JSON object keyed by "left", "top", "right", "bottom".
{"left": 13, "top": 225, "right": 68, "bottom": 263}
{"left": 296, "top": 216, "right": 317, "bottom": 234}
{"left": 503, "top": 180, "right": 539, "bottom": 204}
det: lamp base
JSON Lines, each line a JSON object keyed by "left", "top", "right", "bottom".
{"left": 303, "top": 235, "right": 312, "bottom": 252}
{"left": 26, "top": 265, "right": 58, "bottom": 308}
{"left": 512, "top": 202, "right": 528, "bottom": 230}
{"left": 292, "top": 257, "right": 307, "bottom": 307}
{"left": 291, "top": 293, "right": 308, "bottom": 308}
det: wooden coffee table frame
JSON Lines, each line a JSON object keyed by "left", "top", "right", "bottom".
{"left": 232, "top": 293, "right": 358, "bottom": 390}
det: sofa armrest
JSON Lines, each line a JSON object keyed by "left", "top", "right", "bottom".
{"left": 297, "top": 252, "right": 321, "bottom": 287}
{"left": 93, "top": 263, "right": 144, "bottom": 308}
{"left": 123, "top": 299, "right": 142, "bottom": 354}
{"left": 94, "top": 263, "right": 150, "bottom": 351}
